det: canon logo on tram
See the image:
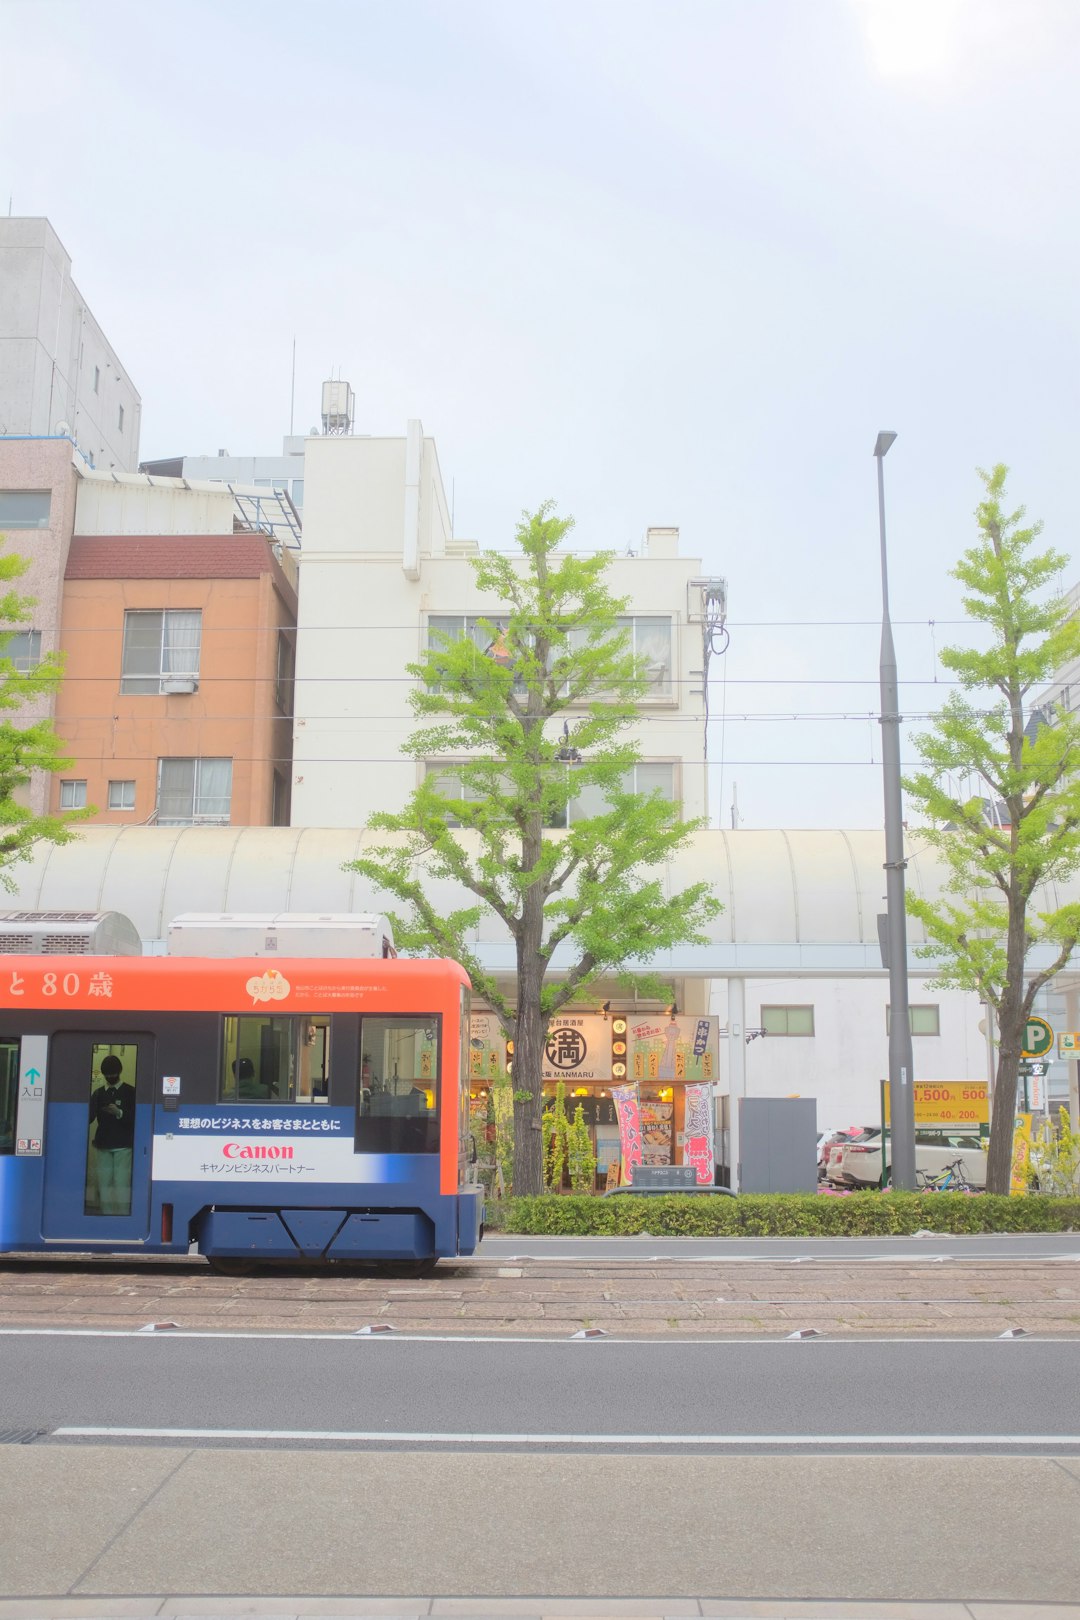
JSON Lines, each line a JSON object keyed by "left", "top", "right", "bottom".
{"left": 222, "top": 1142, "right": 295, "bottom": 1160}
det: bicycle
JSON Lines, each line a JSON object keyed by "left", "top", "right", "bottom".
{"left": 916, "top": 1157, "right": 975, "bottom": 1192}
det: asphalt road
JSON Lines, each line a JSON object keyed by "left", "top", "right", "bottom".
{"left": 5, "top": 1330, "right": 1080, "bottom": 1452}
{"left": 478, "top": 1231, "right": 1080, "bottom": 1259}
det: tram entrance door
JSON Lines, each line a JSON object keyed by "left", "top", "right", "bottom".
{"left": 41, "top": 1032, "right": 155, "bottom": 1243}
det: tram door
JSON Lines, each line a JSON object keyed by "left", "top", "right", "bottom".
{"left": 41, "top": 1032, "right": 155, "bottom": 1243}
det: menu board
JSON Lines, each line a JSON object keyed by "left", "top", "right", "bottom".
{"left": 640, "top": 1100, "right": 674, "bottom": 1166}
{"left": 629, "top": 1015, "right": 718, "bottom": 1083}
{"left": 469, "top": 1012, "right": 509, "bottom": 1082}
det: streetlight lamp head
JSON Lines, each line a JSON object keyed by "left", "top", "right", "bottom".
{"left": 874, "top": 431, "right": 898, "bottom": 459}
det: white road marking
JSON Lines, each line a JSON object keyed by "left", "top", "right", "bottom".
{"left": 51, "top": 1425, "right": 1080, "bottom": 1446}
{"left": 0, "top": 1327, "right": 1071, "bottom": 1345}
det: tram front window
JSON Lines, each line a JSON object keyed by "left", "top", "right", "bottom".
{"left": 221, "top": 1015, "right": 331, "bottom": 1103}
{"left": 85, "top": 1043, "right": 138, "bottom": 1217}
{"left": 357, "top": 1016, "right": 439, "bottom": 1154}
{"left": 0, "top": 1039, "right": 17, "bottom": 1155}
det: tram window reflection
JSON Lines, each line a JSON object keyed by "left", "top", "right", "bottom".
{"left": 0, "top": 1038, "right": 17, "bottom": 1155}
{"left": 85, "top": 1043, "right": 138, "bottom": 1217}
{"left": 220, "top": 1015, "right": 331, "bottom": 1104}
{"left": 357, "top": 1016, "right": 439, "bottom": 1154}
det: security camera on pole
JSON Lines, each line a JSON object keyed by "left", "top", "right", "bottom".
{"left": 874, "top": 431, "right": 916, "bottom": 1191}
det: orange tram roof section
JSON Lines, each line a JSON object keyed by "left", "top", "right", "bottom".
{"left": 0, "top": 955, "right": 471, "bottom": 1015}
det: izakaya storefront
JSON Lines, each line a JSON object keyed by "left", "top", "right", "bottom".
{"left": 467, "top": 1010, "right": 720, "bottom": 1187}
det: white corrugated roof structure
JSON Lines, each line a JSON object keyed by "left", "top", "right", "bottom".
{"left": 5, "top": 825, "right": 1078, "bottom": 979}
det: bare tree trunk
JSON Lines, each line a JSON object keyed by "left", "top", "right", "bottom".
{"left": 986, "top": 903, "right": 1028, "bottom": 1195}
{"left": 512, "top": 965, "right": 546, "bottom": 1196}
{"left": 511, "top": 822, "right": 548, "bottom": 1195}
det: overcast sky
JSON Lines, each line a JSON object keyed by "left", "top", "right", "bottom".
{"left": 3, "top": 0, "right": 1077, "bottom": 829}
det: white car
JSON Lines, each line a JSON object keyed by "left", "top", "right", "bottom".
{"left": 833, "top": 1130, "right": 988, "bottom": 1189}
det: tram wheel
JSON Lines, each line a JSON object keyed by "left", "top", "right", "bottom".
{"left": 206, "top": 1256, "right": 259, "bottom": 1277}
{"left": 389, "top": 1257, "right": 439, "bottom": 1277}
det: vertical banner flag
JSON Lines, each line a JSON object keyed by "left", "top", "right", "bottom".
{"left": 683, "top": 1083, "right": 715, "bottom": 1185}
{"left": 1010, "top": 1113, "right": 1033, "bottom": 1196}
{"left": 612, "top": 1084, "right": 643, "bottom": 1185}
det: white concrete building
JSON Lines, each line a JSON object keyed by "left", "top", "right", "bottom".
{"left": 0, "top": 218, "right": 141, "bottom": 471}
{"left": 290, "top": 422, "right": 724, "bottom": 830}
{"left": 140, "top": 437, "right": 308, "bottom": 515}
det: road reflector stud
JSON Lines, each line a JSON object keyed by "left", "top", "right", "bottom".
{"left": 355, "top": 1323, "right": 396, "bottom": 1335}
{"left": 138, "top": 1322, "right": 179, "bottom": 1333}
{"left": 571, "top": 1327, "right": 608, "bottom": 1339}
{"left": 786, "top": 1328, "right": 822, "bottom": 1339}
{"left": 998, "top": 1327, "right": 1030, "bottom": 1338}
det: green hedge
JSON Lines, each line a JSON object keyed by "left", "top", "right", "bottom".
{"left": 486, "top": 1191, "right": 1080, "bottom": 1236}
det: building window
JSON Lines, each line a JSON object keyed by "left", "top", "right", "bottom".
{"left": 761, "top": 1005, "right": 815, "bottom": 1037}
{"left": 0, "top": 491, "right": 51, "bottom": 530}
{"left": 93, "top": 365, "right": 100, "bottom": 393}
{"left": 108, "top": 780, "right": 136, "bottom": 811}
{"left": 617, "top": 616, "right": 673, "bottom": 697}
{"left": 118, "top": 404, "right": 125, "bottom": 431}
{"left": 275, "top": 630, "right": 295, "bottom": 715}
{"left": 121, "top": 610, "right": 202, "bottom": 694}
{"left": 559, "top": 761, "right": 676, "bottom": 826}
{"left": 428, "top": 614, "right": 674, "bottom": 699}
{"left": 59, "top": 780, "right": 88, "bottom": 810}
{"left": 423, "top": 765, "right": 489, "bottom": 827}
{"left": 2, "top": 631, "right": 42, "bottom": 671}
{"left": 156, "top": 758, "right": 232, "bottom": 826}
{"left": 886, "top": 1004, "right": 941, "bottom": 1036}
{"left": 425, "top": 760, "right": 675, "bottom": 829}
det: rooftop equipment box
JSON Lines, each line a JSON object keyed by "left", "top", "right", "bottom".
{"left": 168, "top": 912, "right": 395, "bottom": 959}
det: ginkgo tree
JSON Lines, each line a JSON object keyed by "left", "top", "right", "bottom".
{"left": 905, "top": 466, "right": 1080, "bottom": 1194}
{"left": 0, "top": 537, "right": 85, "bottom": 881}
{"left": 347, "top": 504, "right": 721, "bottom": 1195}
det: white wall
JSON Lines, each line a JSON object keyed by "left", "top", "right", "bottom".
{"left": 291, "top": 430, "right": 713, "bottom": 828}
{"left": 74, "top": 471, "right": 236, "bottom": 536}
{"left": 0, "top": 218, "right": 141, "bottom": 470}
{"left": 711, "top": 974, "right": 988, "bottom": 1130}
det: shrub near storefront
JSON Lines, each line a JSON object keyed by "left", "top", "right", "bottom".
{"left": 488, "top": 1192, "right": 1080, "bottom": 1236}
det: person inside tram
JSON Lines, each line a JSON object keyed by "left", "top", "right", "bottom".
{"left": 89, "top": 1054, "right": 136, "bottom": 1217}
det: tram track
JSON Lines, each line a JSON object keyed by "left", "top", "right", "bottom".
{"left": 3, "top": 1249, "right": 1080, "bottom": 1335}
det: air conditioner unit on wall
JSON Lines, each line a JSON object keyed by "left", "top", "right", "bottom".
{"left": 161, "top": 677, "right": 198, "bottom": 695}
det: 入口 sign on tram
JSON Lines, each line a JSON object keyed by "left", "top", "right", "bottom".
{"left": 882, "top": 1080, "right": 989, "bottom": 1127}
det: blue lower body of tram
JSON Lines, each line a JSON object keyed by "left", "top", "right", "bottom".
{"left": 1, "top": 1102, "right": 483, "bottom": 1263}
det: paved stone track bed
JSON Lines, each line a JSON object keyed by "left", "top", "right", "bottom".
{"left": 2, "top": 1256, "right": 1079, "bottom": 1334}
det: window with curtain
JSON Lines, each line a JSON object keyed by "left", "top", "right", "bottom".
{"left": 564, "top": 762, "right": 676, "bottom": 826}
{"left": 2, "top": 631, "right": 42, "bottom": 671}
{"left": 121, "top": 610, "right": 202, "bottom": 694}
{"left": 156, "top": 758, "right": 232, "bottom": 825}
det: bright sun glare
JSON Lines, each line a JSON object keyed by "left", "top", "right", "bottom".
{"left": 855, "top": 0, "right": 965, "bottom": 79}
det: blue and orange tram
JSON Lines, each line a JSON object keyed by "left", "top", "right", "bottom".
{"left": 0, "top": 954, "right": 483, "bottom": 1269}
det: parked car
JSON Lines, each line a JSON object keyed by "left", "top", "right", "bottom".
{"left": 824, "top": 1127, "right": 877, "bottom": 1183}
{"left": 817, "top": 1126, "right": 870, "bottom": 1181}
{"left": 834, "top": 1129, "right": 988, "bottom": 1189}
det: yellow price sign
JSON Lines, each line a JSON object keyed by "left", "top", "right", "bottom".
{"left": 883, "top": 1080, "right": 989, "bottom": 1127}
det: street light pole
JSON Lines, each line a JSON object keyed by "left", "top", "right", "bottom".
{"left": 874, "top": 430, "right": 916, "bottom": 1191}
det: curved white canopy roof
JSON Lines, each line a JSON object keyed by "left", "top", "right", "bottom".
{"left": 4, "top": 825, "right": 1075, "bottom": 978}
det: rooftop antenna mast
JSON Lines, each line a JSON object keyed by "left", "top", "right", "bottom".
{"left": 289, "top": 338, "right": 296, "bottom": 436}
